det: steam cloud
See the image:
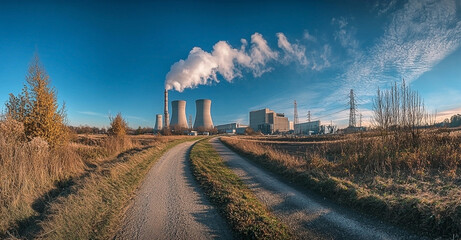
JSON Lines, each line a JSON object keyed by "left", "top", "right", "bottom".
{"left": 165, "top": 32, "right": 307, "bottom": 92}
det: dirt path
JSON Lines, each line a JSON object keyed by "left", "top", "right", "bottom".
{"left": 210, "top": 138, "right": 423, "bottom": 240}
{"left": 115, "top": 141, "right": 233, "bottom": 240}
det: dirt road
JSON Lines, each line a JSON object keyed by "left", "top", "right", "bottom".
{"left": 115, "top": 141, "right": 233, "bottom": 240}
{"left": 211, "top": 138, "right": 422, "bottom": 240}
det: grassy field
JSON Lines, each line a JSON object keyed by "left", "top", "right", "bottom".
{"left": 0, "top": 117, "right": 197, "bottom": 239}
{"left": 221, "top": 130, "right": 461, "bottom": 239}
{"left": 190, "top": 138, "right": 293, "bottom": 239}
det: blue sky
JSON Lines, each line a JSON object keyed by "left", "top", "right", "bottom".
{"left": 1, "top": 0, "right": 460, "bottom": 128}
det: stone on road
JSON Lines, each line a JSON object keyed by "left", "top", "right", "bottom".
{"left": 211, "top": 138, "right": 422, "bottom": 240}
{"left": 115, "top": 141, "right": 233, "bottom": 240}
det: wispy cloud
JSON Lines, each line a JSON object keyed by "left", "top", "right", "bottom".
{"left": 126, "top": 115, "right": 150, "bottom": 122}
{"left": 332, "top": 0, "right": 461, "bottom": 101}
{"left": 277, "top": 32, "right": 308, "bottom": 66}
{"left": 77, "top": 111, "right": 107, "bottom": 118}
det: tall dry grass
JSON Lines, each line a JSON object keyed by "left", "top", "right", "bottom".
{"left": 0, "top": 118, "right": 136, "bottom": 236}
{"left": 221, "top": 131, "right": 461, "bottom": 238}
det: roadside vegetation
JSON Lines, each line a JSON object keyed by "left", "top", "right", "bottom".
{"left": 222, "top": 81, "right": 461, "bottom": 239}
{"left": 190, "top": 139, "right": 292, "bottom": 240}
{"left": 0, "top": 55, "right": 197, "bottom": 238}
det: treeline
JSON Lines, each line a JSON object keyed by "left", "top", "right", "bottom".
{"left": 69, "top": 125, "right": 154, "bottom": 135}
{"left": 441, "top": 114, "right": 461, "bottom": 128}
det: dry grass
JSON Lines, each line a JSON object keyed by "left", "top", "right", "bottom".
{"left": 0, "top": 117, "right": 187, "bottom": 238}
{"left": 221, "top": 130, "right": 461, "bottom": 238}
{"left": 190, "top": 139, "right": 292, "bottom": 239}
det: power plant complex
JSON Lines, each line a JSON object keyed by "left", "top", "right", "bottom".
{"left": 155, "top": 90, "right": 214, "bottom": 132}
{"left": 154, "top": 89, "right": 355, "bottom": 136}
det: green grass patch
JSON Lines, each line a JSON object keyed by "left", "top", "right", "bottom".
{"left": 190, "top": 138, "right": 292, "bottom": 240}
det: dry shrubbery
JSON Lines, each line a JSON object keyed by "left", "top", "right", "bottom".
{"left": 0, "top": 56, "right": 137, "bottom": 236}
{"left": 222, "top": 131, "right": 461, "bottom": 237}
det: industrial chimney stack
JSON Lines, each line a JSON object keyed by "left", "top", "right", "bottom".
{"left": 170, "top": 100, "right": 188, "bottom": 129}
{"left": 164, "top": 89, "right": 169, "bottom": 129}
{"left": 154, "top": 114, "right": 163, "bottom": 131}
{"left": 194, "top": 99, "right": 213, "bottom": 130}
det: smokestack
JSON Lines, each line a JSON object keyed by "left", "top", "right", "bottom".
{"left": 164, "top": 89, "right": 169, "bottom": 129}
{"left": 170, "top": 100, "right": 188, "bottom": 129}
{"left": 154, "top": 114, "right": 163, "bottom": 131}
{"left": 194, "top": 99, "right": 213, "bottom": 130}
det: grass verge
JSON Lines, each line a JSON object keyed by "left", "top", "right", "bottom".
{"left": 221, "top": 136, "right": 461, "bottom": 239}
{"left": 190, "top": 138, "right": 292, "bottom": 240}
{"left": 34, "top": 137, "right": 199, "bottom": 239}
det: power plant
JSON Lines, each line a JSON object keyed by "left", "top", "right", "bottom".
{"left": 154, "top": 114, "right": 163, "bottom": 131}
{"left": 170, "top": 100, "right": 188, "bottom": 129}
{"left": 194, "top": 99, "right": 213, "bottom": 130}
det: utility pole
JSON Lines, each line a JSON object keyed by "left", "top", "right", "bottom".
{"left": 307, "top": 111, "right": 311, "bottom": 122}
{"left": 294, "top": 100, "right": 299, "bottom": 125}
{"left": 349, "top": 89, "right": 356, "bottom": 128}
{"left": 188, "top": 115, "right": 193, "bottom": 129}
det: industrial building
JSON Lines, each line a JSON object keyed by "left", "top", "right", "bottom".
{"left": 249, "top": 108, "right": 289, "bottom": 134}
{"left": 215, "top": 123, "right": 248, "bottom": 134}
{"left": 294, "top": 120, "right": 337, "bottom": 135}
{"left": 194, "top": 99, "right": 214, "bottom": 131}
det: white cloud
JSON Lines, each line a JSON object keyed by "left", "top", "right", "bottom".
{"left": 303, "top": 30, "right": 317, "bottom": 42}
{"left": 277, "top": 32, "right": 308, "bottom": 66}
{"left": 331, "top": 0, "right": 461, "bottom": 101}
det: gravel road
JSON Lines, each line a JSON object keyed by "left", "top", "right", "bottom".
{"left": 115, "top": 141, "right": 233, "bottom": 240}
{"left": 211, "top": 138, "right": 423, "bottom": 240}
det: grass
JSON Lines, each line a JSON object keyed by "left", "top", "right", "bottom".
{"left": 37, "top": 136, "right": 197, "bottom": 239}
{"left": 221, "top": 131, "right": 461, "bottom": 239}
{"left": 189, "top": 138, "right": 292, "bottom": 240}
{"left": 0, "top": 116, "right": 199, "bottom": 238}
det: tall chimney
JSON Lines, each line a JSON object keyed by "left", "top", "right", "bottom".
{"left": 164, "top": 89, "right": 169, "bottom": 129}
{"left": 170, "top": 100, "right": 188, "bottom": 129}
{"left": 194, "top": 99, "right": 213, "bottom": 130}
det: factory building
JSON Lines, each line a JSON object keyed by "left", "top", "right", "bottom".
{"left": 249, "top": 108, "right": 289, "bottom": 134}
{"left": 294, "top": 120, "right": 337, "bottom": 135}
{"left": 216, "top": 123, "right": 248, "bottom": 134}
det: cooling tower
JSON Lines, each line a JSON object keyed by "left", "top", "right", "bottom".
{"left": 170, "top": 100, "right": 188, "bottom": 128}
{"left": 154, "top": 114, "right": 163, "bottom": 131}
{"left": 194, "top": 99, "right": 213, "bottom": 130}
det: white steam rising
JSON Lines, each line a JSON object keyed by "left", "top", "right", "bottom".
{"left": 165, "top": 32, "right": 307, "bottom": 92}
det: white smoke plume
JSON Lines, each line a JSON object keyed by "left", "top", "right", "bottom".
{"left": 165, "top": 32, "right": 306, "bottom": 92}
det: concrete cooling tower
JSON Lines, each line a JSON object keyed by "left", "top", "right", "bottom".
{"left": 154, "top": 114, "right": 162, "bottom": 131}
{"left": 194, "top": 99, "right": 213, "bottom": 130}
{"left": 170, "top": 100, "right": 188, "bottom": 128}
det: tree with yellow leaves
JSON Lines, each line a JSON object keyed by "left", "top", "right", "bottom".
{"left": 108, "top": 113, "right": 128, "bottom": 137}
{"left": 5, "top": 54, "right": 68, "bottom": 147}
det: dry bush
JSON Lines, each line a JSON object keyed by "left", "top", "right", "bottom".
{"left": 0, "top": 118, "right": 84, "bottom": 233}
{"left": 108, "top": 113, "right": 128, "bottom": 137}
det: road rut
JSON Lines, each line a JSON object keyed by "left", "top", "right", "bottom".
{"left": 115, "top": 141, "right": 233, "bottom": 240}
{"left": 211, "top": 138, "right": 422, "bottom": 240}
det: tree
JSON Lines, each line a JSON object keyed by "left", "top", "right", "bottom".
{"left": 5, "top": 54, "right": 68, "bottom": 146}
{"left": 108, "top": 113, "right": 128, "bottom": 137}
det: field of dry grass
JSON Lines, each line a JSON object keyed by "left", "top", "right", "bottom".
{"left": 0, "top": 117, "right": 192, "bottom": 238}
{"left": 221, "top": 129, "right": 461, "bottom": 238}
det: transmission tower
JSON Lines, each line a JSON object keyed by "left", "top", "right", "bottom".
{"left": 294, "top": 100, "right": 299, "bottom": 125}
{"left": 307, "top": 111, "right": 311, "bottom": 122}
{"left": 188, "top": 115, "right": 193, "bottom": 129}
{"left": 349, "top": 89, "right": 357, "bottom": 127}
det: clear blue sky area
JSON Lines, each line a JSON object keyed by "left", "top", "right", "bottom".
{"left": 1, "top": 0, "right": 460, "bottom": 128}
